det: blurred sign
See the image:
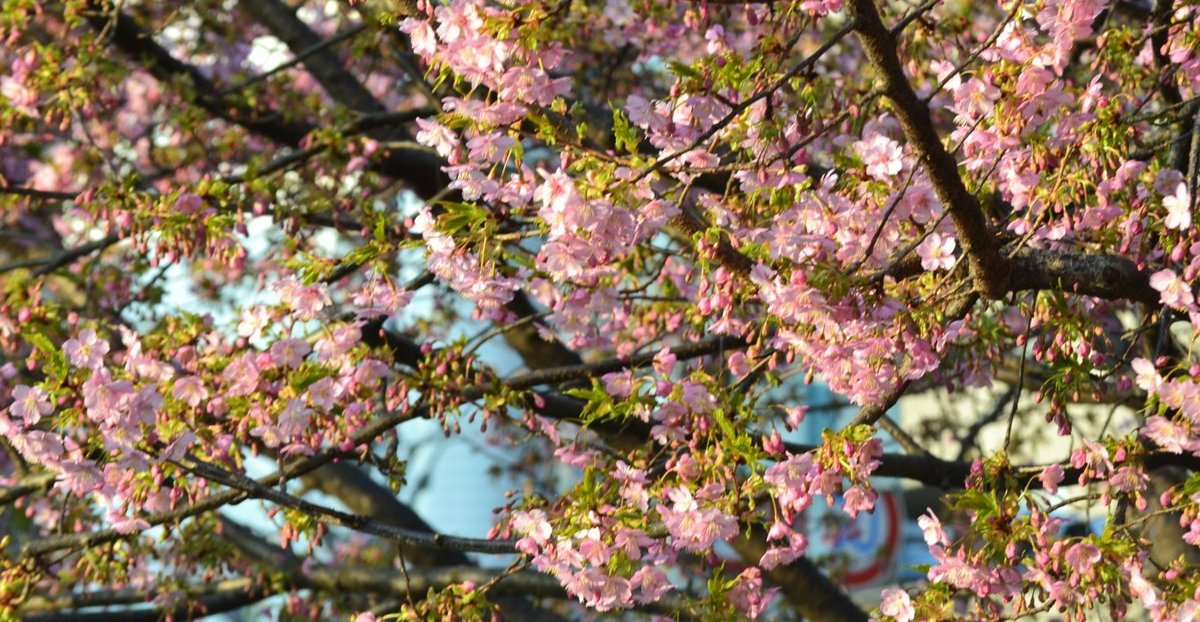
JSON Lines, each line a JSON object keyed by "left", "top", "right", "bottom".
{"left": 789, "top": 382, "right": 905, "bottom": 587}
{"left": 804, "top": 488, "right": 904, "bottom": 587}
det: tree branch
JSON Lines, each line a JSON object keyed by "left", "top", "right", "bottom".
{"left": 176, "top": 454, "right": 518, "bottom": 554}
{"left": 847, "top": 0, "right": 1010, "bottom": 299}
{"left": 1009, "top": 247, "right": 1159, "bottom": 305}
{"left": 238, "top": 0, "right": 384, "bottom": 115}
{"left": 731, "top": 529, "right": 869, "bottom": 622}
{"left": 86, "top": 3, "right": 446, "bottom": 198}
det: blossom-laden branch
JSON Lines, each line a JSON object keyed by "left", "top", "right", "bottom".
{"left": 7, "top": 1, "right": 1200, "bottom": 621}
{"left": 846, "top": 0, "right": 1011, "bottom": 300}
{"left": 176, "top": 454, "right": 519, "bottom": 554}
{"left": 85, "top": 1, "right": 447, "bottom": 198}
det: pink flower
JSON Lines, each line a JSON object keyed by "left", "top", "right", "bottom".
{"left": 842, "top": 485, "right": 877, "bottom": 518}
{"left": 577, "top": 531, "right": 611, "bottom": 566}
{"left": 109, "top": 511, "right": 151, "bottom": 535}
{"left": 277, "top": 398, "right": 312, "bottom": 439}
{"left": 222, "top": 354, "right": 260, "bottom": 397}
{"left": 270, "top": 338, "right": 311, "bottom": 369}
{"left": 658, "top": 495, "right": 739, "bottom": 552}
{"left": 1131, "top": 358, "right": 1162, "bottom": 394}
{"left": 630, "top": 566, "right": 672, "bottom": 604}
{"left": 1142, "top": 416, "right": 1190, "bottom": 453}
{"left": 918, "top": 509, "right": 949, "bottom": 547}
{"left": 759, "top": 529, "right": 808, "bottom": 569}
{"left": 510, "top": 509, "right": 552, "bottom": 544}
{"left": 728, "top": 568, "right": 778, "bottom": 619}
{"left": 10, "top": 384, "right": 52, "bottom": 426}
{"left": 399, "top": 18, "right": 436, "bottom": 58}
{"left": 535, "top": 169, "right": 584, "bottom": 236}
{"left": 274, "top": 280, "right": 330, "bottom": 320}
{"left": 237, "top": 306, "right": 273, "bottom": 338}
{"left": 704, "top": 25, "right": 726, "bottom": 55}
{"left": 352, "top": 613, "right": 377, "bottom": 622}
{"left": 1149, "top": 269, "right": 1194, "bottom": 310}
{"left": 1163, "top": 182, "right": 1192, "bottom": 231}
{"left": 952, "top": 77, "right": 1001, "bottom": 120}
{"left": 174, "top": 192, "right": 203, "bottom": 214}
{"left": 314, "top": 325, "right": 361, "bottom": 362}
{"left": 82, "top": 369, "right": 134, "bottom": 423}
{"left": 172, "top": 376, "right": 208, "bottom": 408}
{"left": 565, "top": 568, "right": 633, "bottom": 612}
{"left": 15, "top": 430, "right": 65, "bottom": 465}
{"left": 625, "top": 94, "right": 667, "bottom": 132}
{"left": 764, "top": 453, "right": 815, "bottom": 517}
{"left": 728, "top": 351, "right": 750, "bottom": 377}
{"left": 466, "top": 131, "right": 514, "bottom": 164}
{"left": 602, "top": 371, "right": 634, "bottom": 398}
{"left": 917, "top": 232, "right": 957, "bottom": 271}
{"left": 880, "top": 587, "right": 915, "bottom": 622}
{"left": 854, "top": 133, "right": 903, "bottom": 179}
{"left": 306, "top": 377, "right": 343, "bottom": 411}
{"left": 64, "top": 329, "right": 109, "bottom": 369}
{"left": 1039, "top": 463, "right": 1064, "bottom": 494}
{"left": 1064, "top": 541, "right": 1102, "bottom": 575}
{"left": 351, "top": 284, "right": 413, "bottom": 319}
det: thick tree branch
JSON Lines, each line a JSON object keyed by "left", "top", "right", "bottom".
{"left": 1008, "top": 247, "right": 1159, "bottom": 305}
{"left": 86, "top": 3, "right": 446, "bottom": 198}
{"left": 20, "top": 578, "right": 272, "bottom": 622}
{"left": 84, "top": 2, "right": 311, "bottom": 145}
{"left": 501, "top": 291, "right": 585, "bottom": 369}
{"left": 238, "top": 1, "right": 383, "bottom": 114}
{"left": 506, "top": 335, "right": 745, "bottom": 389}
{"left": 731, "top": 529, "right": 869, "bottom": 622}
{"left": 847, "top": 0, "right": 1010, "bottom": 299}
{"left": 176, "top": 454, "right": 518, "bottom": 554}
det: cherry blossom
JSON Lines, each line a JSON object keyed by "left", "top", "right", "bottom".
{"left": 854, "top": 133, "right": 904, "bottom": 180}
{"left": 63, "top": 329, "right": 109, "bottom": 370}
{"left": 9, "top": 385, "right": 51, "bottom": 426}
{"left": 879, "top": 587, "right": 915, "bottom": 622}
{"left": 917, "top": 232, "right": 957, "bottom": 271}
{"left": 1164, "top": 182, "right": 1194, "bottom": 231}
{"left": 4, "top": 1, "right": 1200, "bottom": 620}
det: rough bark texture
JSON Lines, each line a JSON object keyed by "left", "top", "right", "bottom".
{"left": 847, "top": 0, "right": 1011, "bottom": 300}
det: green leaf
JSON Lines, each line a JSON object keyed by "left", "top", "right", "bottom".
{"left": 611, "top": 106, "right": 639, "bottom": 154}
{"left": 340, "top": 242, "right": 382, "bottom": 269}
{"left": 26, "top": 331, "right": 68, "bottom": 379}
{"left": 668, "top": 61, "right": 700, "bottom": 79}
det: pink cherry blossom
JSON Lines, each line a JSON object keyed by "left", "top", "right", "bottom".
{"left": 1150, "top": 269, "right": 1194, "bottom": 310}
{"left": 172, "top": 376, "right": 208, "bottom": 408}
{"left": 1163, "top": 183, "right": 1192, "bottom": 231}
{"left": 917, "top": 232, "right": 957, "bottom": 271}
{"left": 10, "top": 384, "right": 51, "bottom": 426}
{"left": 854, "top": 133, "right": 903, "bottom": 179}
{"left": 1064, "top": 541, "right": 1102, "bottom": 575}
{"left": 511, "top": 509, "right": 553, "bottom": 544}
{"left": 64, "top": 329, "right": 109, "bottom": 369}
{"left": 880, "top": 587, "right": 915, "bottom": 622}
{"left": 1142, "top": 416, "right": 1190, "bottom": 453}
{"left": 273, "top": 279, "right": 330, "bottom": 320}
{"left": 270, "top": 338, "right": 311, "bottom": 369}
{"left": 1039, "top": 463, "right": 1065, "bottom": 494}
{"left": 1131, "top": 358, "right": 1163, "bottom": 394}
{"left": 630, "top": 566, "right": 672, "bottom": 604}
{"left": 918, "top": 509, "right": 950, "bottom": 547}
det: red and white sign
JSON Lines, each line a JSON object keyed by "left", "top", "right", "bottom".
{"left": 805, "top": 489, "right": 904, "bottom": 588}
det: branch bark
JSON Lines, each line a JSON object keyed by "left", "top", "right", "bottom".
{"left": 86, "top": 3, "right": 446, "bottom": 198}
{"left": 730, "top": 529, "right": 870, "bottom": 622}
{"left": 846, "top": 0, "right": 1010, "bottom": 300}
